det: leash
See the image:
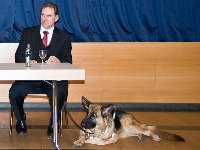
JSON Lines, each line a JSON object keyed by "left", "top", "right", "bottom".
{"left": 63, "top": 103, "right": 94, "bottom": 135}
{"left": 43, "top": 81, "right": 94, "bottom": 135}
{"left": 42, "top": 82, "right": 94, "bottom": 135}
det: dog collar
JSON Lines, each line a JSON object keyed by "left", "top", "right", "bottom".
{"left": 113, "top": 111, "right": 116, "bottom": 119}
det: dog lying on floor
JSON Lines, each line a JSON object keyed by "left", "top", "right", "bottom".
{"left": 73, "top": 97, "right": 185, "bottom": 147}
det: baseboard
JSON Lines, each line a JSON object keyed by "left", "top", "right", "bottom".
{"left": 0, "top": 102, "right": 199, "bottom": 112}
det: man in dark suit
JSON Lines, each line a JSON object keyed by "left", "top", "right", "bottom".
{"left": 9, "top": 2, "right": 72, "bottom": 136}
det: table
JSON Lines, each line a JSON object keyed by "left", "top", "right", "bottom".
{"left": 0, "top": 63, "right": 85, "bottom": 149}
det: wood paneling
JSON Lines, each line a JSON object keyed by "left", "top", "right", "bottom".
{"left": 0, "top": 42, "right": 200, "bottom": 103}
{"left": 69, "top": 42, "right": 156, "bottom": 103}
{"left": 155, "top": 43, "right": 200, "bottom": 103}
{"left": 69, "top": 42, "right": 200, "bottom": 103}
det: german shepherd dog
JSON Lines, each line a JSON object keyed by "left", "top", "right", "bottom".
{"left": 73, "top": 97, "right": 185, "bottom": 147}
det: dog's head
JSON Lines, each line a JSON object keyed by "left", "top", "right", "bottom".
{"left": 81, "top": 96, "right": 116, "bottom": 129}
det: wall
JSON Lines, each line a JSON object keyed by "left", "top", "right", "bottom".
{"left": 0, "top": 42, "right": 200, "bottom": 103}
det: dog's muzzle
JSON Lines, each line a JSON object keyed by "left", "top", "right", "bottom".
{"left": 81, "top": 118, "right": 96, "bottom": 129}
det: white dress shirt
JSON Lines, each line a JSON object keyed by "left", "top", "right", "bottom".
{"left": 40, "top": 25, "right": 54, "bottom": 46}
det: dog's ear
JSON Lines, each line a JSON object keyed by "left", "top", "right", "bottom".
{"left": 82, "top": 96, "right": 92, "bottom": 110}
{"left": 101, "top": 104, "right": 116, "bottom": 117}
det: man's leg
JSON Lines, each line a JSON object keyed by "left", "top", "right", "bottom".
{"left": 9, "top": 81, "right": 41, "bottom": 133}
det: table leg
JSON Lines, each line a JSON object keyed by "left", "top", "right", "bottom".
{"left": 52, "top": 81, "right": 60, "bottom": 150}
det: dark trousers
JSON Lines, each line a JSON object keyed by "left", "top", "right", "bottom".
{"left": 9, "top": 80, "right": 68, "bottom": 121}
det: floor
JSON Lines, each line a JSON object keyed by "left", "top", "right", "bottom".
{"left": 0, "top": 110, "right": 199, "bottom": 150}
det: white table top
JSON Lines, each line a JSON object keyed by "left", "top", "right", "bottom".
{"left": 0, "top": 63, "right": 85, "bottom": 80}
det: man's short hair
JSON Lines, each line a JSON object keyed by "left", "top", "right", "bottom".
{"left": 41, "top": 2, "right": 59, "bottom": 15}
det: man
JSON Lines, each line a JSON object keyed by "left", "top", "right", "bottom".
{"left": 9, "top": 2, "right": 72, "bottom": 136}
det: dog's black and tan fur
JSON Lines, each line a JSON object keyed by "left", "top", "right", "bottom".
{"left": 73, "top": 97, "right": 185, "bottom": 147}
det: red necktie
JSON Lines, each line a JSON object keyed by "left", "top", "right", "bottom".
{"left": 42, "top": 31, "right": 49, "bottom": 47}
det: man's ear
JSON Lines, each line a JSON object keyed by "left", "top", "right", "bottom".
{"left": 55, "top": 15, "right": 59, "bottom": 22}
{"left": 81, "top": 96, "right": 92, "bottom": 110}
{"left": 101, "top": 104, "right": 116, "bottom": 117}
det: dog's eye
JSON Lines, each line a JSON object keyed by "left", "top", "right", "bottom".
{"left": 92, "top": 113, "right": 97, "bottom": 117}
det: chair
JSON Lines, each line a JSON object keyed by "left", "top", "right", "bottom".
{"left": 9, "top": 88, "right": 67, "bottom": 138}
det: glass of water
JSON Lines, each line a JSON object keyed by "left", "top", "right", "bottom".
{"left": 39, "top": 50, "right": 47, "bottom": 66}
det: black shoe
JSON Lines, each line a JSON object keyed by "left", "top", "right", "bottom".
{"left": 47, "top": 120, "right": 61, "bottom": 136}
{"left": 16, "top": 120, "right": 27, "bottom": 134}
{"left": 47, "top": 121, "right": 53, "bottom": 136}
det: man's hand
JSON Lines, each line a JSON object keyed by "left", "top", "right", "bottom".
{"left": 31, "top": 60, "right": 37, "bottom": 63}
{"left": 46, "top": 56, "right": 60, "bottom": 63}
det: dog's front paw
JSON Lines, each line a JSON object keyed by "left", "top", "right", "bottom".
{"left": 138, "top": 134, "right": 146, "bottom": 141}
{"left": 73, "top": 140, "right": 84, "bottom": 147}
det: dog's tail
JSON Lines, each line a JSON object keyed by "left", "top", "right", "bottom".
{"left": 147, "top": 126, "right": 185, "bottom": 142}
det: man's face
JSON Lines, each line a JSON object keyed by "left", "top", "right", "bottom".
{"left": 41, "top": 7, "right": 58, "bottom": 29}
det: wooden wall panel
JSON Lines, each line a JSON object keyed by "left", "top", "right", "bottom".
{"left": 155, "top": 43, "right": 200, "bottom": 64}
{"left": 156, "top": 88, "right": 200, "bottom": 103}
{"left": 69, "top": 42, "right": 156, "bottom": 103}
{"left": 156, "top": 64, "right": 200, "bottom": 76}
{"left": 0, "top": 42, "right": 200, "bottom": 103}
{"left": 155, "top": 42, "right": 200, "bottom": 103}
{"left": 68, "top": 76, "right": 156, "bottom": 102}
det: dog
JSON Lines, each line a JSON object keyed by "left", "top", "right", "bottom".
{"left": 73, "top": 97, "right": 185, "bottom": 147}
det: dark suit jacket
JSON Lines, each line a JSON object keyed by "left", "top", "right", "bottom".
{"left": 15, "top": 26, "right": 72, "bottom": 64}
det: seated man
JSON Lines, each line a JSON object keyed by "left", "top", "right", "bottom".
{"left": 9, "top": 2, "right": 72, "bottom": 136}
